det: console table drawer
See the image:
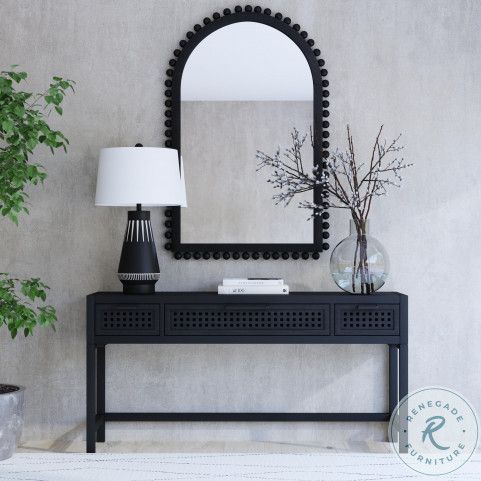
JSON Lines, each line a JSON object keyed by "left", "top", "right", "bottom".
{"left": 95, "top": 304, "right": 160, "bottom": 335}
{"left": 165, "top": 304, "right": 330, "bottom": 335}
{"left": 335, "top": 304, "right": 399, "bottom": 335}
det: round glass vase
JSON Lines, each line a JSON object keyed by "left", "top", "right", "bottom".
{"left": 330, "top": 219, "right": 389, "bottom": 294}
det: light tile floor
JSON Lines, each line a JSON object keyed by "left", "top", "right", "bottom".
{"left": 17, "top": 422, "right": 393, "bottom": 454}
{"left": 18, "top": 439, "right": 392, "bottom": 454}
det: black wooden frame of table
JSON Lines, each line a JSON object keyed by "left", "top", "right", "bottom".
{"left": 86, "top": 291, "right": 408, "bottom": 453}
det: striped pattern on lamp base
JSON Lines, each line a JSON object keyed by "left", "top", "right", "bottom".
{"left": 118, "top": 273, "right": 161, "bottom": 281}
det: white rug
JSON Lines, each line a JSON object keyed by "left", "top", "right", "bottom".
{"left": 1, "top": 453, "right": 480, "bottom": 480}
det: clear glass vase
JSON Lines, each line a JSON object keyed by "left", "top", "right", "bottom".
{"left": 330, "top": 219, "right": 389, "bottom": 294}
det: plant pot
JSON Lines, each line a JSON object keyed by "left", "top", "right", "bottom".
{"left": 0, "top": 384, "right": 25, "bottom": 461}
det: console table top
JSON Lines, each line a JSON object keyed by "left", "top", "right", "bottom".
{"left": 89, "top": 291, "right": 406, "bottom": 298}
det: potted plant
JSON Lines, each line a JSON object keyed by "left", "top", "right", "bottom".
{"left": 257, "top": 125, "right": 412, "bottom": 293}
{"left": 0, "top": 67, "right": 74, "bottom": 460}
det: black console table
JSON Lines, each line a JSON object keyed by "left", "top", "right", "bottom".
{"left": 86, "top": 291, "right": 408, "bottom": 453}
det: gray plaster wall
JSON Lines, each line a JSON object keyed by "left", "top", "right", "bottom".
{"left": 1, "top": 0, "right": 480, "bottom": 444}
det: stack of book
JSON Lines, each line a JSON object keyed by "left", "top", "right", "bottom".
{"left": 217, "top": 278, "right": 289, "bottom": 295}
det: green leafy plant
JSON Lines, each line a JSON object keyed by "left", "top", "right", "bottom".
{"left": 0, "top": 66, "right": 74, "bottom": 338}
{"left": 0, "top": 66, "right": 75, "bottom": 224}
{"left": 0, "top": 275, "right": 56, "bottom": 338}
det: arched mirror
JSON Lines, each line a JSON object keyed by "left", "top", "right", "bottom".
{"left": 164, "top": 7, "right": 330, "bottom": 260}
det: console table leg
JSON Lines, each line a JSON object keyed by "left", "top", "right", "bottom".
{"left": 388, "top": 345, "right": 398, "bottom": 415}
{"left": 399, "top": 343, "right": 409, "bottom": 453}
{"left": 399, "top": 344, "right": 408, "bottom": 402}
{"left": 86, "top": 343, "right": 96, "bottom": 453}
{"left": 387, "top": 345, "right": 399, "bottom": 443}
{"left": 96, "top": 345, "right": 105, "bottom": 442}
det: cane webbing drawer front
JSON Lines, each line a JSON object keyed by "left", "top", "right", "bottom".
{"left": 165, "top": 304, "right": 330, "bottom": 335}
{"left": 335, "top": 304, "right": 399, "bottom": 335}
{"left": 95, "top": 304, "right": 160, "bottom": 335}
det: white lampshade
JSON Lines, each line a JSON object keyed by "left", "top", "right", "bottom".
{"left": 95, "top": 147, "right": 187, "bottom": 207}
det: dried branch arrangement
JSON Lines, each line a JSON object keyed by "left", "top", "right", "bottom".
{"left": 257, "top": 125, "right": 411, "bottom": 227}
{"left": 257, "top": 125, "right": 412, "bottom": 293}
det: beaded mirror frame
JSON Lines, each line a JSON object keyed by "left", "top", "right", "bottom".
{"left": 163, "top": 5, "right": 330, "bottom": 261}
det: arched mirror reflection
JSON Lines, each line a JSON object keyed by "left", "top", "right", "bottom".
{"left": 180, "top": 21, "right": 313, "bottom": 244}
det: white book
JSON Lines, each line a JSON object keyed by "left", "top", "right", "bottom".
{"left": 218, "top": 284, "right": 289, "bottom": 295}
{"left": 222, "top": 278, "right": 284, "bottom": 286}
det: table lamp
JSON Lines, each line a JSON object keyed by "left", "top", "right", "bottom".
{"left": 95, "top": 146, "right": 186, "bottom": 294}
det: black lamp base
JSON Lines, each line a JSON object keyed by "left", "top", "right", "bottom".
{"left": 121, "top": 281, "right": 156, "bottom": 295}
{"left": 117, "top": 207, "right": 160, "bottom": 294}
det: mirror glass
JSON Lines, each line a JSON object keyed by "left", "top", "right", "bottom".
{"left": 180, "top": 21, "right": 313, "bottom": 244}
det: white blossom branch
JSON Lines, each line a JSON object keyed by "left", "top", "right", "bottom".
{"left": 256, "top": 125, "right": 412, "bottom": 224}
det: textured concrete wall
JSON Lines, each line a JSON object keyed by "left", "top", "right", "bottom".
{"left": 1, "top": 0, "right": 480, "bottom": 444}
